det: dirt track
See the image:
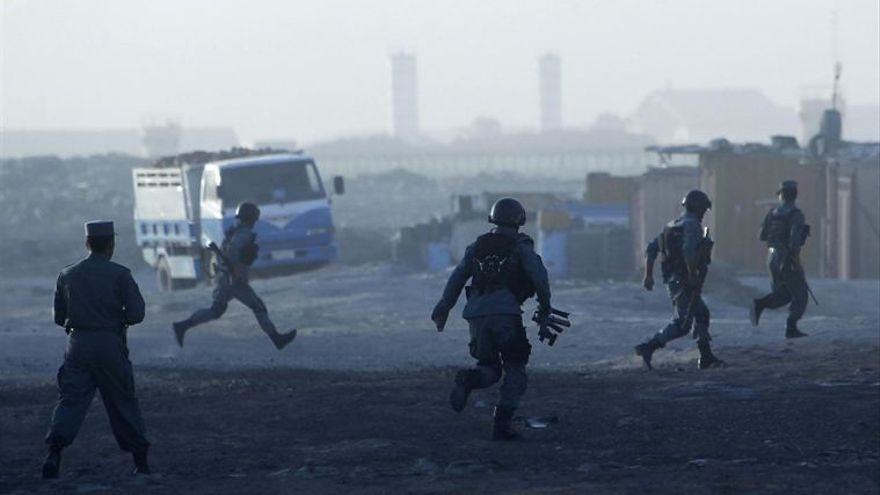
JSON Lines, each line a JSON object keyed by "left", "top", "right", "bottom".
{"left": 2, "top": 342, "right": 878, "bottom": 494}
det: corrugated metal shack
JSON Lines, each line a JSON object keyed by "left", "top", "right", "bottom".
{"left": 824, "top": 143, "right": 880, "bottom": 279}
{"left": 698, "top": 141, "right": 825, "bottom": 275}
{"left": 643, "top": 137, "right": 879, "bottom": 279}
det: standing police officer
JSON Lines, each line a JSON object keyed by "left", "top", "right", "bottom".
{"left": 43, "top": 221, "right": 150, "bottom": 479}
{"left": 172, "top": 202, "right": 297, "bottom": 350}
{"left": 635, "top": 190, "right": 723, "bottom": 370}
{"left": 750, "top": 180, "right": 810, "bottom": 338}
{"left": 430, "top": 198, "right": 554, "bottom": 441}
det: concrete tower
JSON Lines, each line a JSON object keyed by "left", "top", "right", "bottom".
{"left": 539, "top": 53, "right": 562, "bottom": 133}
{"left": 390, "top": 52, "right": 420, "bottom": 141}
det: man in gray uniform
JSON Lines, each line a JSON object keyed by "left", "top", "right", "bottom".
{"left": 43, "top": 221, "right": 150, "bottom": 479}
{"left": 750, "top": 180, "right": 810, "bottom": 338}
{"left": 635, "top": 190, "right": 723, "bottom": 370}
{"left": 172, "top": 202, "right": 296, "bottom": 350}
{"left": 430, "top": 197, "right": 555, "bottom": 441}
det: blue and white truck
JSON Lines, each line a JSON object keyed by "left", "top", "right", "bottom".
{"left": 132, "top": 149, "right": 343, "bottom": 291}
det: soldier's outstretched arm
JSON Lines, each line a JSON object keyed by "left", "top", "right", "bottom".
{"left": 518, "top": 239, "right": 551, "bottom": 312}
{"left": 53, "top": 274, "right": 67, "bottom": 328}
{"left": 644, "top": 236, "right": 660, "bottom": 291}
{"left": 121, "top": 271, "right": 146, "bottom": 325}
{"left": 431, "top": 246, "right": 474, "bottom": 331}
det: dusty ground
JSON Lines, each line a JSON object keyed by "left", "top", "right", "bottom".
{"left": 1, "top": 267, "right": 878, "bottom": 494}
{"left": 1, "top": 344, "right": 878, "bottom": 494}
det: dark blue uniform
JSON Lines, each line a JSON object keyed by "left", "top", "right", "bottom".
{"left": 174, "top": 220, "right": 295, "bottom": 350}
{"left": 755, "top": 201, "right": 809, "bottom": 333}
{"left": 46, "top": 254, "right": 149, "bottom": 455}
{"left": 433, "top": 225, "right": 551, "bottom": 410}
{"left": 645, "top": 212, "right": 712, "bottom": 346}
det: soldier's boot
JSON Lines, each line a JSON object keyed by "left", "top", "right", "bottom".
{"left": 449, "top": 370, "right": 479, "bottom": 413}
{"left": 491, "top": 406, "right": 522, "bottom": 441}
{"left": 269, "top": 329, "right": 297, "bottom": 350}
{"left": 132, "top": 450, "right": 151, "bottom": 475}
{"left": 785, "top": 320, "right": 808, "bottom": 339}
{"left": 41, "top": 446, "right": 62, "bottom": 480}
{"left": 697, "top": 340, "right": 724, "bottom": 369}
{"left": 172, "top": 320, "right": 191, "bottom": 348}
{"left": 750, "top": 298, "right": 765, "bottom": 327}
{"left": 634, "top": 340, "right": 661, "bottom": 370}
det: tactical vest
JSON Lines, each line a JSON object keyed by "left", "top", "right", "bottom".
{"left": 470, "top": 233, "right": 535, "bottom": 303}
{"left": 764, "top": 208, "right": 794, "bottom": 247}
{"left": 658, "top": 223, "right": 686, "bottom": 278}
{"left": 222, "top": 225, "right": 260, "bottom": 266}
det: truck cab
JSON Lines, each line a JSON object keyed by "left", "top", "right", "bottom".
{"left": 200, "top": 154, "right": 338, "bottom": 275}
{"left": 133, "top": 150, "right": 342, "bottom": 291}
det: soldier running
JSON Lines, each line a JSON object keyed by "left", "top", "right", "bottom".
{"left": 750, "top": 180, "right": 812, "bottom": 338}
{"left": 172, "top": 202, "right": 297, "bottom": 350}
{"left": 431, "top": 197, "right": 566, "bottom": 441}
{"left": 44, "top": 221, "right": 151, "bottom": 478}
{"left": 635, "top": 190, "right": 723, "bottom": 370}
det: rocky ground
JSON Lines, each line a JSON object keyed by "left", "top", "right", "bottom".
{"left": 0, "top": 266, "right": 878, "bottom": 494}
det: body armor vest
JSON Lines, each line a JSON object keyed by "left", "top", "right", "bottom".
{"left": 470, "top": 233, "right": 535, "bottom": 303}
{"left": 222, "top": 225, "right": 260, "bottom": 267}
{"left": 764, "top": 208, "right": 793, "bottom": 247}
{"left": 659, "top": 223, "right": 686, "bottom": 279}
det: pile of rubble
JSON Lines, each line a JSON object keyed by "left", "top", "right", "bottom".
{"left": 0, "top": 154, "right": 144, "bottom": 275}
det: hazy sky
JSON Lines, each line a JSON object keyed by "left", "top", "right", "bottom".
{"left": 2, "top": 0, "right": 878, "bottom": 144}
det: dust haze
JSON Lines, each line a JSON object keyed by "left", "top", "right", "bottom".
{"left": 1, "top": 1, "right": 879, "bottom": 494}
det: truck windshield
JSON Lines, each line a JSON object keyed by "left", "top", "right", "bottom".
{"left": 220, "top": 161, "right": 325, "bottom": 206}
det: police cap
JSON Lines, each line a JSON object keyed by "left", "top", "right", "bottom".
{"left": 84, "top": 221, "right": 115, "bottom": 237}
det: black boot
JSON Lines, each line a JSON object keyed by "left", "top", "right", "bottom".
{"left": 133, "top": 450, "right": 151, "bottom": 475}
{"left": 750, "top": 299, "right": 765, "bottom": 327}
{"left": 42, "top": 446, "right": 62, "bottom": 479}
{"left": 172, "top": 320, "right": 191, "bottom": 347}
{"left": 449, "top": 370, "right": 478, "bottom": 413}
{"left": 270, "top": 329, "right": 297, "bottom": 350}
{"left": 785, "top": 320, "right": 808, "bottom": 339}
{"left": 697, "top": 340, "right": 723, "bottom": 369}
{"left": 491, "top": 406, "right": 522, "bottom": 441}
{"left": 634, "top": 339, "right": 661, "bottom": 370}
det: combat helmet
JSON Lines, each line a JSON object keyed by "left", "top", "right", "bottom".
{"left": 235, "top": 202, "right": 261, "bottom": 224}
{"left": 489, "top": 197, "right": 527, "bottom": 227}
{"left": 681, "top": 190, "right": 712, "bottom": 214}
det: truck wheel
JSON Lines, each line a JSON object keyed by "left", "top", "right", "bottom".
{"left": 157, "top": 257, "right": 175, "bottom": 292}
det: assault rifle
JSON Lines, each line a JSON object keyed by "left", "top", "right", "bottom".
{"left": 682, "top": 227, "right": 714, "bottom": 332}
{"left": 774, "top": 225, "right": 819, "bottom": 306}
{"left": 207, "top": 241, "right": 244, "bottom": 283}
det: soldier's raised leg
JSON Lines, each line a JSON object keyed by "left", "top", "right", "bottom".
{"left": 234, "top": 284, "right": 296, "bottom": 350}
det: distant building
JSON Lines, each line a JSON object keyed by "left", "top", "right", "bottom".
{"left": 539, "top": 54, "right": 562, "bottom": 133}
{"left": 629, "top": 89, "right": 799, "bottom": 144}
{"left": 390, "top": 52, "right": 420, "bottom": 142}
